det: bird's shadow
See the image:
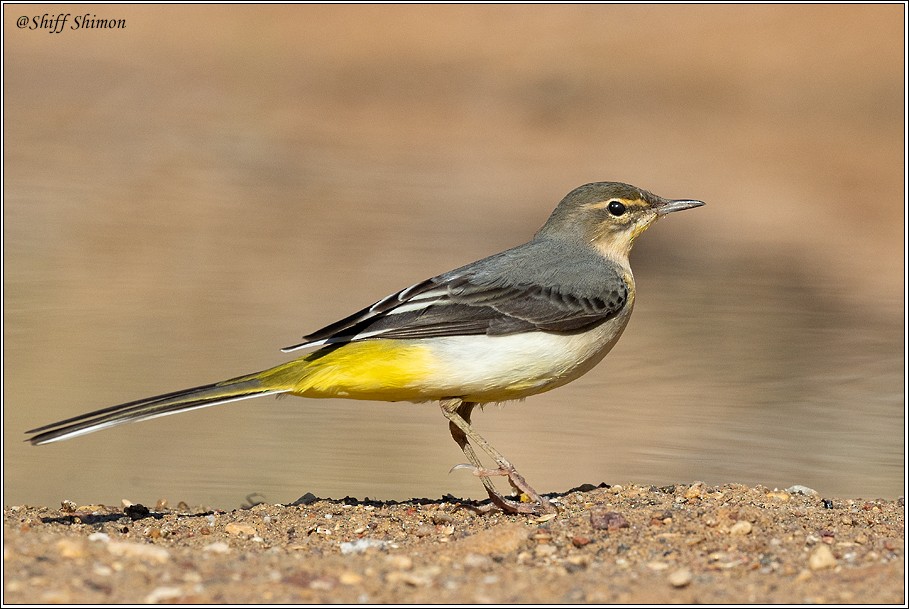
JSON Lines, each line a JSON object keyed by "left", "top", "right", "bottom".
{"left": 37, "top": 482, "right": 610, "bottom": 524}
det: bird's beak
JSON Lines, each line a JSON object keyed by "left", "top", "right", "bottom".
{"left": 656, "top": 198, "right": 706, "bottom": 215}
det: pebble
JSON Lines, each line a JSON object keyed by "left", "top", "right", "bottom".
{"left": 766, "top": 490, "right": 791, "bottom": 502}
{"left": 455, "top": 523, "right": 528, "bottom": 554}
{"left": 385, "top": 555, "right": 413, "bottom": 570}
{"left": 462, "top": 553, "right": 492, "bottom": 569}
{"left": 88, "top": 532, "right": 111, "bottom": 543}
{"left": 60, "top": 500, "right": 77, "bottom": 513}
{"left": 590, "top": 509, "right": 629, "bottom": 531}
{"left": 534, "top": 543, "right": 557, "bottom": 558}
{"left": 309, "top": 578, "right": 335, "bottom": 591}
{"left": 202, "top": 542, "right": 231, "bottom": 554}
{"left": 55, "top": 539, "right": 86, "bottom": 559}
{"left": 684, "top": 482, "right": 705, "bottom": 499}
{"left": 339, "top": 571, "right": 363, "bottom": 586}
{"left": 808, "top": 545, "right": 837, "bottom": 570}
{"left": 431, "top": 512, "right": 455, "bottom": 525}
{"left": 340, "top": 538, "right": 387, "bottom": 555}
{"left": 668, "top": 568, "right": 693, "bottom": 588}
{"left": 786, "top": 485, "right": 818, "bottom": 496}
{"left": 124, "top": 504, "right": 151, "bottom": 520}
{"left": 225, "top": 523, "right": 257, "bottom": 537}
{"left": 571, "top": 536, "right": 592, "bottom": 548}
{"left": 730, "top": 521, "right": 753, "bottom": 535}
{"left": 144, "top": 586, "right": 184, "bottom": 603}
{"left": 647, "top": 560, "right": 670, "bottom": 571}
{"left": 385, "top": 566, "right": 441, "bottom": 587}
{"left": 106, "top": 541, "right": 170, "bottom": 563}
{"left": 41, "top": 590, "right": 72, "bottom": 603}
{"left": 566, "top": 554, "right": 590, "bottom": 568}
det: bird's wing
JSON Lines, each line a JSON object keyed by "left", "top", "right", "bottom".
{"left": 282, "top": 241, "right": 628, "bottom": 352}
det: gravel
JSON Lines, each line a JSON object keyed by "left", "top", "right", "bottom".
{"left": 3, "top": 482, "right": 903, "bottom": 604}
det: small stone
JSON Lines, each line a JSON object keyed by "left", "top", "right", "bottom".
{"left": 684, "top": 482, "right": 705, "bottom": 499}
{"left": 55, "top": 539, "right": 86, "bottom": 559}
{"left": 144, "top": 527, "right": 161, "bottom": 539}
{"left": 462, "top": 553, "right": 492, "bottom": 569}
{"left": 41, "top": 590, "right": 72, "bottom": 604}
{"left": 590, "top": 509, "right": 629, "bottom": 531}
{"left": 431, "top": 512, "right": 455, "bottom": 525}
{"left": 766, "top": 490, "right": 791, "bottom": 502}
{"left": 571, "top": 536, "right": 592, "bottom": 548}
{"left": 340, "top": 538, "right": 387, "bottom": 555}
{"left": 385, "top": 566, "right": 441, "bottom": 587}
{"left": 730, "top": 521, "right": 753, "bottom": 536}
{"left": 308, "top": 578, "right": 335, "bottom": 591}
{"left": 668, "top": 568, "right": 693, "bottom": 588}
{"left": 385, "top": 555, "right": 413, "bottom": 570}
{"left": 107, "top": 541, "right": 170, "bottom": 563}
{"left": 808, "top": 545, "right": 837, "bottom": 570}
{"left": 339, "top": 571, "right": 363, "bottom": 586}
{"left": 155, "top": 498, "right": 169, "bottom": 511}
{"left": 883, "top": 538, "right": 903, "bottom": 552}
{"left": 534, "top": 543, "right": 557, "bottom": 558}
{"left": 202, "top": 542, "right": 231, "bottom": 554}
{"left": 291, "top": 493, "right": 318, "bottom": 506}
{"left": 124, "top": 504, "right": 150, "bottom": 521}
{"left": 413, "top": 524, "right": 434, "bottom": 537}
{"left": 60, "top": 500, "right": 77, "bottom": 513}
{"left": 647, "top": 560, "right": 670, "bottom": 571}
{"left": 786, "top": 485, "right": 818, "bottom": 496}
{"left": 225, "top": 523, "right": 257, "bottom": 537}
{"left": 455, "top": 523, "right": 528, "bottom": 554}
{"left": 566, "top": 554, "right": 590, "bottom": 568}
{"left": 530, "top": 529, "right": 553, "bottom": 543}
{"left": 144, "top": 586, "right": 184, "bottom": 604}
{"left": 121, "top": 499, "right": 134, "bottom": 508}
{"left": 87, "top": 532, "right": 110, "bottom": 543}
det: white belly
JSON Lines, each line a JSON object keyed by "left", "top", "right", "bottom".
{"left": 422, "top": 306, "right": 633, "bottom": 403}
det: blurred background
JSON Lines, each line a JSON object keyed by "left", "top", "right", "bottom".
{"left": 4, "top": 5, "right": 904, "bottom": 508}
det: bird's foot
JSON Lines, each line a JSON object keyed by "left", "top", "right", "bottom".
{"left": 454, "top": 463, "right": 555, "bottom": 515}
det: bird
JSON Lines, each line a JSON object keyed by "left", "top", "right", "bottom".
{"left": 26, "top": 181, "right": 704, "bottom": 515}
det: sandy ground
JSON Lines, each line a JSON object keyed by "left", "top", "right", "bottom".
{"left": 3, "top": 482, "right": 903, "bottom": 604}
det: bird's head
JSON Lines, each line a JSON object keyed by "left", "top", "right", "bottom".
{"left": 536, "top": 181, "right": 705, "bottom": 265}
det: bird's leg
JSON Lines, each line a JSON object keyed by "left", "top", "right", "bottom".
{"left": 445, "top": 401, "right": 500, "bottom": 499}
{"left": 441, "top": 398, "right": 554, "bottom": 515}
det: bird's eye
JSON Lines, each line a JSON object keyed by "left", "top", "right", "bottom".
{"left": 607, "top": 200, "right": 626, "bottom": 216}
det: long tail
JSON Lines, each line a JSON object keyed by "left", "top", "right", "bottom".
{"left": 25, "top": 372, "right": 290, "bottom": 446}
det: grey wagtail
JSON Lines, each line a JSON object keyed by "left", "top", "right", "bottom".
{"left": 27, "top": 181, "right": 704, "bottom": 515}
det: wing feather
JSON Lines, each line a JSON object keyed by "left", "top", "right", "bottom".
{"left": 282, "top": 239, "right": 628, "bottom": 352}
